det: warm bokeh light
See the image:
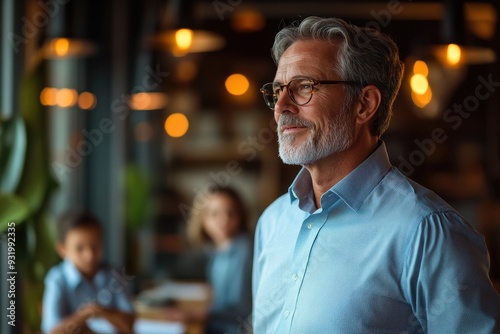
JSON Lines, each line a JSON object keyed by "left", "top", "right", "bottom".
{"left": 134, "top": 121, "right": 154, "bottom": 142}
{"left": 225, "top": 73, "right": 250, "bottom": 96}
{"left": 41, "top": 88, "right": 96, "bottom": 108}
{"left": 164, "top": 113, "right": 189, "bottom": 138}
{"left": 78, "top": 92, "right": 97, "bottom": 110}
{"left": 468, "top": 3, "right": 496, "bottom": 40}
{"left": 411, "top": 87, "right": 433, "bottom": 108}
{"left": 43, "top": 38, "right": 97, "bottom": 59}
{"left": 130, "top": 92, "right": 151, "bottom": 110}
{"left": 151, "top": 29, "right": 225, "bottom": 55}
{"left": 413, "top": 60, "right": 429, "bottom": 77}
{"left": 129, "top": 92, "right": 168, "bottom": 110}
{"left": 232, "top": 10, "right": 266, "bottom": 32}
{"left": 447, "top": 44, "right": 461, "bottom": 66}
{"left": 40, "top": 87, "right": 58, "bottom": 106}
{"left": 57, "top": 88, "right": 78, "bottom": 107}
{"left": 53, "top": 38, "right": 70, "bottom": 57}
{"left": 410, "top": 74, "right": 429, "bottom": 95}
{"left": 175, "top": 29, "right": 194, "bottom": 50}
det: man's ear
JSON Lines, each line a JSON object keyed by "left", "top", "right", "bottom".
{"left": 355, "top": 85, "right": 381, "bottom": 126}
{"left": 56, "top": 242, "right": 66, "bottom": 258}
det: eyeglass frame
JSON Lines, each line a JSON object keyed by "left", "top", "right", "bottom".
{"left": 259, "top": 77, "right": 362, "bottom": 110}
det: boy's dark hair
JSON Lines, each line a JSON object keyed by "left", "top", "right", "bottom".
{"left": 57, "top": 210, "right": 102, "bottom": 242}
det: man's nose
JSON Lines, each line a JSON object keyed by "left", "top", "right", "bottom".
{"left": 274, "top": 89, "right": 297, "bottom": 115}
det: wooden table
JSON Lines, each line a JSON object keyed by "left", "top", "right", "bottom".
{"left": 134, "top": 281, "right": 212, "bottom": 334}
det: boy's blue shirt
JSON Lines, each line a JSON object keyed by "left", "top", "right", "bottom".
{"left": 41, "top": 259, "right": 135, "bottom": 333}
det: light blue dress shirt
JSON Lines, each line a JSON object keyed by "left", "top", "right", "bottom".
{"left": 252, "top": 142, "right": 500, "bottom": 333}
{"left": 207, "top": 234, "right": 253, "bottom": 334}
{"left": 41, "top": 259, "right": 135, "bottom": 334}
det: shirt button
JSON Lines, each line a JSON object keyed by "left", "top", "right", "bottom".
{"left": 307, "top": 223, "right": 313, "bottom": 230}
{"left": 292, "top": 274, "right": 298, "bottom": 281}
{"left": 284, "top": 310, "right": 290, "bottom": 318}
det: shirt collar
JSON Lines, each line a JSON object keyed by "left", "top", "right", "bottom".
{"left": 289, "top": 167, "right": 313, "bottom": 202}
{"left": 62, "top": 259, "right": 84, "bottom": 289}
{"left": 289, "top": 141, "right": 392, "bottom": 212}
{"left": 289, "top": 168, "right": 317, "bottom": 213}
{"left": 62, "top": 259, "right": 107, "bottom": 289}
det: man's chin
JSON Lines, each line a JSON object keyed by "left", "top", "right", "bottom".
{"left": 280, "top": 159, "right": 303, "bottom": 166}
{"left": 279, "top": 151, "right": 314, "bottom": 166}
{"left": 280, "top": 144, "right": 308, "bottom": 165}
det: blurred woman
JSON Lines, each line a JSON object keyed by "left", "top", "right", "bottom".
{"left": 186, "top": 185, "right": 253, "bottom": 334}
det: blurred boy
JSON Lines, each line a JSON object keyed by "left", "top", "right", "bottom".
{"left": 41, "top": 210, "right": 135, "bottom": 334}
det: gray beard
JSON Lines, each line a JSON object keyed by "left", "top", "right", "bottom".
{"left": 277, "top": 107, "right": 354, "bottom": 165}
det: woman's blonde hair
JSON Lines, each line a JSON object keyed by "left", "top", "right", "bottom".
{"left": 186, "top": 185, "right": 249, "bottom": 247}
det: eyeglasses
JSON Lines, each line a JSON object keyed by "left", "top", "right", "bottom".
{"left": 259, "top": 77, "right": 361, "bottom": 110}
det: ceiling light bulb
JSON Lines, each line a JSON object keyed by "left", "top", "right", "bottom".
{"left": 446, "top": 44, "right": 461, "bottom": 66}
{"left": 175, "top": 29, "right": 193, "bottom": 50}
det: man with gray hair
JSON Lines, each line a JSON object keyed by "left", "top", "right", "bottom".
{"left": 253, "top": 16, "right": 500, "bottom": 333}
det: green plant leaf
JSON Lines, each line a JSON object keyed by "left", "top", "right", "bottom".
{"left": 0, "top": 115, "right": 27, "bottom": 192}
{"left": 123, "top": 164, "right": 151, "bottom": 230}
{"left": 0, "top": 193, "right": 29, "bottom": 232}
{"left": 15, "top": 61, "right": 57, "bottom": 214}
{"left": 33, "top": 209, "right": 58, "bottom": 279}
{"left": 21, "top": 273, "right": 45, "bottom": 332}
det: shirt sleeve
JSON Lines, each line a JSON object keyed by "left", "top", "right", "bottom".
{"left": 252, "top": 217, "right": 263, "bottom": 299}
{"left": 106, "top": 268, "right": 136, "bottom": 314}
{"left": 113, "top": 290, "right": 135, "bottom": 314}
{"left": 403, "top": 210, "right": 500, "bottom": 333}
{"left": 41, "top": 270, "right": 67, "bottom": 334}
